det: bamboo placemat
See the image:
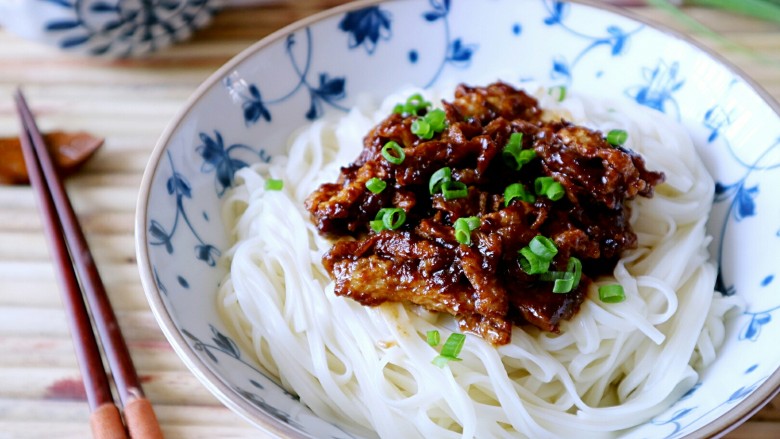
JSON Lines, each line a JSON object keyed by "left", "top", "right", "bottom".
{"left": 0, "top": 1, "right": 778, "bottom": 438}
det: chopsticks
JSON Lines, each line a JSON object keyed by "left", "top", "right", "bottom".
{"left": 14, "top": 89, "right": 164, "bottom": 439}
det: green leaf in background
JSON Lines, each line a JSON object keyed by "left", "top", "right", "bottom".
{"left": 690, "top": 0, "right": 780, "bottom": 25}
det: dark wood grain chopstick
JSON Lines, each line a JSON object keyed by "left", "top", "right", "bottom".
{"left": 14, "top": 89, "right": 163, "bottom": 439}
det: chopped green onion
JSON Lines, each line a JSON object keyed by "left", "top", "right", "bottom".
{"left": 528, "top": 235, "right": 558, "bottom": 261}
{"left": 606, "top": 129, "right": 628, "bottom": 146}
{"left": 382, "top": 141, "right": 405, "bottom": 165}
{"left": 411, "top": 118, "right": 433, "bottom": 139}
{"left": 567, "top": 257, "right": 582, "bottom": 289}
{"left": 599, "top": 284, "right": 626, "bottom": 303}
{"left": 429, "top": 167, "right": 452, "bottom": 194}
{"left": 519, "top": 247, "right": 549, "bottom": 275}
{"left": 370, "top": 220, "right": 384, "bottom": 232}
{"left": 412, "top": 108, "right": 448, "bottom": 139}
{"left": 548, "top": 85, "right": 567, "bottom": 102}
{"left": 454, "top": 216, "right": 480, "bottom": 245}
{"left": 394, "top": 93, "right": 431, "bottom": 116}
{"left": 534, "top": 176, "right": 565, "bottom": 201}
{"left": 539, "top": 257, "right": 581, "bottom": 293}
{"left": 442, "top": 181, "right": 468, "bottom": 200}
{"left": 534, "top": 176, "right": 554, "bottom": 195}
{"left": 265, "top": 179, "right": 284, "bottom": 191}
{"left": 502, "top": 133, "right": 536, "bottom": 170}
{"left": 381, "top": 208, "right": 406, "bottom": 230}
{"left": 553, "top": 277, "right": 574, "bottom": 293}
{"left": 426, "top": 109, "right": 447, "bottom": 132}
{"left": 432, "top": 355, "right": 462, "bottom": 367}
{"left": 366, "top": 178, "right": 387, "bottom": 194}
{"left": 371, "top": 208, "right": 406, "bottom": 232}
{"left": 440, "top": 333, "right": 466, "bottom": 358}
{"left": 546, "top": 182, "right": 565, "bottom": 201}
{"left": 504, "top": 183, "right": 535, "bottom": 207}
{"left": 426, "top": 330, "right": 440, "bottom": 347}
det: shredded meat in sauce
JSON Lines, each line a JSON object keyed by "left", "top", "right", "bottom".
{"left": 305, "top": 82, "right": 664, "bottom": 345}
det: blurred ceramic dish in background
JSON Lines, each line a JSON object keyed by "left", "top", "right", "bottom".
{"left": 136, "top": 0, "right": 780, "bottom": 438}
{"left": 0, "top": 0, "right": 227, "bottom": 57}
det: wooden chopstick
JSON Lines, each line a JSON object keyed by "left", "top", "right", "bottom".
{"left": 14, "top": 89, "right": 164, "bottom": 439}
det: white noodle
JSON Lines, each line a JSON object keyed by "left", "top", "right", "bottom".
{"left": 216, "top": 85, "right": 741, "bottom": 438}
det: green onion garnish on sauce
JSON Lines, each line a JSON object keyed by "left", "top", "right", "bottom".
{"left": 504, "top": 183, "right": 535, "bottom": 206}
{"left": 606, "top": 129, "right": 628, "bottom": 146}
{"left": 432, "top": 333, "right": 466, "bottom": 367}
{"left": 429, "top": 167, "right": 452, "bottom": 194}
{"left": 502, "top": 133, "right": 536, "bottom": 171}
{"left": 411, "top": 118, "right": 433, "bottom": 139}
{"left": 454, "top": 216, "right": 480, "bottom": 245}
{"left": 411, "top": 108, "right": 448, "bottom": 139}
{"left": 394, "top": 93, "right": 431, "bottom": 116}
{"left": 539, "top": 257, "right": 581, "bottom": 293}
{"left": 427, "top": 330, "right": 440, "bottom": 347}
{"left": 518, "top": 235, "right": 559, "bottom": 275}
{"left": 534, "top": 176, "right": 565, "bottom": 201}
{"left": 442, "top": 181, "right": 468, "bottom": 200}
{"left": 366, "top": 178, "right": 387, "bottom": 194}
{"left": 370, "top": 207, "right": 406, "bottom": 232}
{"left": 265, "top": 179, "right": 284, "bottom": 191}
{"left": 599, "top": 284, "right": 626, "bottom": 303}
{"left": 528, "top": 235, "right": 558, "bottom": 261}
{"left": 381, "top": 141, "right": 405, "bottom": 165}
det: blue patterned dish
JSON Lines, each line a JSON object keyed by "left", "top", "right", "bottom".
{"left": 0, "top": 0, "right": 223, "bottom": 57}
{"left": 136, "top": 0, "right": 780, "bottom": 437}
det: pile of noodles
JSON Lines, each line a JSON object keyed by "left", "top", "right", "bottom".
{"left": 216, "top": 85, "right": 742, "bottom": 438}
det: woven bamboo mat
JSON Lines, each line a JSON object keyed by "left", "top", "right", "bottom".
{"left": 0, "top": 1, "right": 778, "bottom": 438}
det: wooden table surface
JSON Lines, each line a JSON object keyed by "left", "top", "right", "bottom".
{"left": 0, "top": 1, "right": 778, "bottom": 438}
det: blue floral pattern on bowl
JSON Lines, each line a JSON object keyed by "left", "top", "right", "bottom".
{"left": 137, "top": 1, "right": 780, "bottom": 438}
{"left": 35, "top": 0, "right": 222, "bottom": 57}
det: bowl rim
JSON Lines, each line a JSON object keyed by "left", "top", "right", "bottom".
{"left": 135, "top": 0, "right": 780, "bottom": 438}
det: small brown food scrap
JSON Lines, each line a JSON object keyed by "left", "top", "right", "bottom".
{"left": 306, "top": 82, "right": 664, "bottom": 345}
{"left": 0, "top": 131, "right": 103, "bottom": 184}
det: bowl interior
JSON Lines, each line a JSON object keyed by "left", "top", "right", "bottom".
{"left": 137, "top": 1, "right": 780, "bottom": 437}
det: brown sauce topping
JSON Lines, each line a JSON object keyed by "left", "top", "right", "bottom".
{"left": 305, "top": 82, "right": 664, "bottom": 345}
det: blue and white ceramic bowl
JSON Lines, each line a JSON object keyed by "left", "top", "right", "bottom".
{"left": 136, "top": 0, "right": 780, "bottom": 437}
{"left": 0, "top": 0, "right": 223, "bottom": 57}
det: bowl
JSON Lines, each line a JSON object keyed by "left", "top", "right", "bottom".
{"left": 136, "top": 0, "right": 780, "bottom": 437}
{"left": 0, "top": 0, "right": 223, "bottom": 57}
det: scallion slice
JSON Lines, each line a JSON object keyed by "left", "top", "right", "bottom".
{"left": 427, "top": 330, "right": 440, "bottom": 347}
{"left": 599, "top": 284, "right": 625, "bottom": 303}
{"left": 382, "top": 141, "right": 405, "bottom": 165}
{"left": 432, "top": 355, "right": 462, "bottom": 367}
{"left": 534, "top": 176, "right": 565, "bottom": 201}
{"left": 504, "top": 183, "right": 535, "bottom": 207}
{"left": 442, "top": 181, "right": 468, "bottom": 200}
{"left": 502, "top": 133, "right": 536, "bottom": 170}
{"left": 411, "top": 118, "right": 433, "bottom": 139}
{"left": 265, "top": 179, "right": 284, "bottom": 191}
{"left": 553, "top": 277, "right": 575, "bottom": 293}
{"left": 381, "top": 208, "right": 406, "bottom": 230}
{"left": 371, "top": 208, "right": 406, "bottom": 232}
{"left": 548, "top": 85, "right": 567, "bottom": 102}
{"left": 454, "top": 216, "right": 480, "bottom": 245}
{"left": 366, "top": 177, "right": 387, "bottom": 194}
{"left": 429, "top": 167, "right": 452, "bottom": 194}
{"left": 426, "top": 108, "right": 447, "bottom": 132}
{"left": 528, "top": 235, "right": 558, "bottom": 261}
{"left": 606, "top": 129, "right": 628, "bottom": 146}
{"left": 519, "top": 247, "right": 549, "bottom": 275}
{"left": 440, "top": 333, "right": 466, "bottom": 358}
